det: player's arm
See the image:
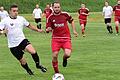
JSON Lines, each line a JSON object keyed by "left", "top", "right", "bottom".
{"left": 27, "top": 24, "right": 44, "bottom": 32}
{"left": 70, "top": 21, "right": 78, "bottom": 37}
{"left": 102, "top": 7, "right": 105, "bottom": 16}
{"left": 0, "top": 29, "right": 7, "bottom": 35}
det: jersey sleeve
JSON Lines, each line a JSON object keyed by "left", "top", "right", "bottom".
{"left": 46, "top": 16, "right": 53, "bottom": 29}
{"left": 86, "top": 8, "right": 89, "bottom": 14}
{"left": 22, "top": 17, "right": 30, "bottom": 27}
{"left": 113, "top": 6, "right": 116, "bottom": 11}
{"left": 66, "top": 13, "right": 73, "bottom": 23}
{"left": 78, "top": 9, "right": 80, "bottom": 14}
{"left": 102, "top": 7, "right": 105, "bottom": 13}
{"left": 0, "top": 20, "right": 5, "bottom": 30}
{"left": 33, "top": 9, "right": 35, "bottom": 14}
{"left": 40, "top": 9, "right": 42, "bottom": 13}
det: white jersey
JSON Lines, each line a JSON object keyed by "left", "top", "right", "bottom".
{"left": 33, "top": 8, "right": 42, "bottom": 18}
{"left": 103, "top": 6, "right": 113, "bottom": 18}
{"left": 0, "top": 10, "right": 9, "bottom": 21}
{"left": 0, "top": 16, "right": 29, "bottom": 48}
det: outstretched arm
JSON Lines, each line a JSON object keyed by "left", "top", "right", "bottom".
{"left": 27, "top": 24, "right": 44, "bottom": 32}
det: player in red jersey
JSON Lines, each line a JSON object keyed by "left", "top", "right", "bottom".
{"left": 46, "top": 2, "right": 78, "bottom": 73}
{"left": 42, "top": 3, "right": 53, "bottom": 29}
{"left": 78, "top": 4, "right": 89, "bottom": 37}
{"left": 113, "top": 0, "right": 120, "bottom": 35}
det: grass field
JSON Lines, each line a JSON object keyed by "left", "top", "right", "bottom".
{"left": 1, "top": 12, "right": 120, "bottom": 80}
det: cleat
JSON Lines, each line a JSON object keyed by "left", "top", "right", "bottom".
{"left": 36, "top": 65, "right": 47, "bottom": 73}
{"left": 82, "top": 34, "right": 86, "bottom": 37}
{"left": 27, "top": 69, "right": 34, "bottom": 75}
{"left": 116, "top": 33, "right": 119, "bottom": 36}
{"left": 63, "top": 59, "right": 67, "bottom": 67}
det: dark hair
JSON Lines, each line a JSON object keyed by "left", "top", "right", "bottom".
{"left": 10, "top": 4, "right": 18, "bottom": 10}
{"left": 52, "top": 1, "right": 60, "bottom": 7}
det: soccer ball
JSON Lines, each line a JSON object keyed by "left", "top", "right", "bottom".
{"left": 52, "top": 73, "right": 65, "bottom": 80}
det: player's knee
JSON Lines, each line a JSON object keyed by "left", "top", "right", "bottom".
{"left": 19, "top": 58, "right": 26, "bottom": 65}
{"left": 64, "top": 51, "right": 71, "bottom": 58}
{"left": 115, "top": 21, "right": 119, "bottom": 26}
{"left": 64, "top": 53, "right": 71, "bottom": 58}
{"left": 52, "top": 52, "right": 58, "bottom": 59}
{"left": 107, "top": 23, "right": 110, "bottom": 26}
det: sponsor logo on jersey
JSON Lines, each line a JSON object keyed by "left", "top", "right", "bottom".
{"left": 54, "top": 23, "right": 64, "bottom": 27}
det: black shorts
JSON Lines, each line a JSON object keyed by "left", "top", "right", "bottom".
{"left": 10, "top": 39, "right": 31, "bottom": 60}
{"left": 104, "top": 18, "right": 111, "bottom": 24}
{"left": 35, "top": 18, "right": 41, "bottom": 23}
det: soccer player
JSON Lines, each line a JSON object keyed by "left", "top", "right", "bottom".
{"left": 0, "top": 4, "right": 47, "bottom": 75}
{"left": 113, "top": 0, "right": 120, "bottom": 35}
{"left": 32, "top": 4, "right": 42, "bottom": 29}
{"left": 78, "top": 4, "right": 89, "bottom": 37}
{"left": 102, "top": 1, "right": 113, "bottom": 34}
{"left": 46, "top": 2, "right": 78, "bottom": 73}
{"left": 0, "top": 6, "right": 9, "bottom": 21}
{"left": 42, "top": 3, "right": 53, "bottom": 28}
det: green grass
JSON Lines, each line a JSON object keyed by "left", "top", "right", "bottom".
{"left": 1, "top": 12, "right": 120, "bottom": 80}
{"left": 0, "top": 0, "right": 117, "bottom": 13}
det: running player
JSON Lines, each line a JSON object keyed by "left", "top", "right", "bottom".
{"left": 33, "top": 4, "right": 42, "bottom": 29}
{"left": 46, "top": 2, "right": 78, "bottom": 73}
{"left": 103, "top": 1, "right": 113, "bottom": 33}
{"left": 0, "top": 6, "right": 9, "bottom": 21}
{"left": 113, "top": 0, "right": 120, "bottom": 35}
{"left": 78, "top": 4, "right": 89, "bottom": 37}
{"left": 43, "top": 3, "right": 53, "bottom": 29}
{"left": 0, "top": 4, "right": 47, "bottom": 75}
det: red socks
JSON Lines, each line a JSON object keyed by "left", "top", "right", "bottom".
{"left": 52, "top": 61, "right": 59, "bottom": 73}
{"left": 116, "top": 26, "right": 119, "bottom": 33}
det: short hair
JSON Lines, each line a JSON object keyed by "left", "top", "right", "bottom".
{"left": 52, "top": 1, "right": 60, "bottom": 7}
{"left": 10, "top": 4, "right": 18, "bottom": 10}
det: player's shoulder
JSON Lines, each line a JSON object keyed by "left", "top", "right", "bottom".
{"left": 85, "top": 8, "right": 89, "bottom": 11}
{"left": 48, "top": 13, "right": 54, "bottom": 19}
{"left": 1, "top": 16, "right": 10, "bottom": 22}
{"left": 17, "top": 16, "right": 26, "bottom": 20}
{"left": 61, "top": 11, "right": 70, "bottom": 16}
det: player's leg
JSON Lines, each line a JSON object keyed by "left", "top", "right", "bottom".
{"left": 115, "top": 17, "right": 119, "bottom": 34}
{"left": 63, "top": 49, "right": 71, "bottom": 67}
{"left": 19, "top": 57, "right": 34, "bottom": 75}
{"left": 25, "top": 44, "right": 47, "bottom": 72}
{"left": 107, "top": 23, "right": 113, "bottom": 33}
{"left": 37, "top": 18, "right": 42, "bottom": 29}
{"left": 52, "top": 51, "right": 59, "bottom": 73}
{"left": 105, "top": 18, "right": 111, "bottom": 33}
{"left": 115, "top": 21, "right": 119, "bottom": 35}
{"left": 10, "top": 47, "right": 33, "bottom": 75}
{"left": 106, "top": 23, "right": 111, "bottom": 33}
{"left": 52, "top": 39, "right": 61, "bottom": 73}
{"left": 81, "top": 24, "right": 85, "bottom": 37}
{"left": 62, "top": 39, "right": 72, "bottom": 67}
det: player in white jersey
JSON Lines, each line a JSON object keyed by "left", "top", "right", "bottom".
{"left": 0, "top": 6, "right": 9, "bottom": 21}
{"left": 33, "top": 4, "right": 42, "bottom": 29}
{"left": 102, "top": 1, "right": 113, "bottom": 33}
{"left": 0, "top": 4, "right": 47, "bottom": 75}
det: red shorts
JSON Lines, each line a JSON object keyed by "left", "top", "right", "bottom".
{"left": 51, "top": 38, "right": 72, "bottom": 52}
{"left": 79, "top": 19, "right": 87, "bottom": 26}
{"left": 115, "top": 16, "right": 120, "bottom": 23}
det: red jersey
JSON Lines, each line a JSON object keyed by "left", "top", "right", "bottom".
{"left": 78, "top": 8, "right": 89, "bottom": 20}
{"left": 44, "top": 8, "right": 52, "bottom": 18}
{"left": 113, "top": 4, "right": 120, "bottom": 16}
{"left": 47, "top": 12, "right": 73, "bottom": 39}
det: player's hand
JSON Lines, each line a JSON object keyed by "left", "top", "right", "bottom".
{"left": 37, "top": 29, "right": 45, "bottom": 33}
{"left": 73, "top": 31, "right": 78, "bottom": 37}
{"left": 0, "top": 29, "right": 8, "bottom": 35}
{"left": 46, "top": 27, "right": 52, "bottom": 33}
